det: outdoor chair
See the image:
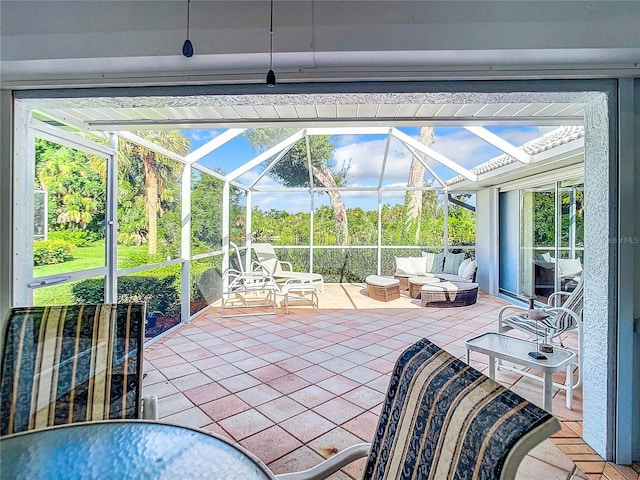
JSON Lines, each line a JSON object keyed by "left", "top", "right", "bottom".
{"left": 1, "top": 303, "right": 157, "bottom": 436}
{"left": 221, "top": 242, "right": 279, "bottom": 317}
{"left": 276, "top": 338, "right": 560, "bottom": 480}
{"left": 497, "top": 275, "right": 584, "bottom": 392}
{"left": 252, "top": 243, "right": 324, "bottom": 293}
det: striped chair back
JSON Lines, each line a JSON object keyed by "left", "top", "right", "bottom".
{"left": 551, "top": 275, "right": 584, "bottom": 335}
{"left": 364, "top": 338, "right": 559, "bottom": 480}
{"left": 1, "top": 303, "right": 145, "bottom": 436}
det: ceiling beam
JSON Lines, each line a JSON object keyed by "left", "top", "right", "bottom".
{"left": 185, "top": 128, "right": 246, "bottom": 165}
{"left": 464, "top": 126, "right": 532, "bottom": 163}
{"left": 391, "top": 128, "right": 478, "bottom": 181}
{"left": 118, "top": 131, "right": 187, "bottom": 164}
{"left": 226, "top": 129, "right": 305, "bottom": 181}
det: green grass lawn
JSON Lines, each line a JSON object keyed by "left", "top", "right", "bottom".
{"left": 33, "top": 241, "right": 147, "bottom": 305}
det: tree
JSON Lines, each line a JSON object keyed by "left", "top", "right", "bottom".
{"left": 119, "top": 131, "right": 190, "bottom": 255}
{"left": 245, "top": 129, "right": 351, "bottom": 245}
{"left": 403, "top": 127, "right": 435, "bottom": 244}
{"left": 35, "top": 139, "right": 105, "bottom": 234}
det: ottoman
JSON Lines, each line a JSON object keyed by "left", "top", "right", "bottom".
{"left": 365, "top": 275, "right": 401, "bottom": 302}
{"left": 408, "top": 276, "right": 441, "bottom": 299}
{"left": 421, "top": 281, "right": 479, "bottom": 307}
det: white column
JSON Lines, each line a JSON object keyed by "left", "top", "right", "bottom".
{"left": 181, "top": 164, "right": 191, "bottom": 323}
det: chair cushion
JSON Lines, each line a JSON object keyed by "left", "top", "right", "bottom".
{"left": 443, "top": 253, "right": 466, "bottom": 274}
{"left": 364, "top": 338, "right": 557, "bottom": 480}
{"left": 366, "top": 275, "right": 400, "bottom": 287}
{"left": 395, "top": 256, "right": 427, "bottom": 276}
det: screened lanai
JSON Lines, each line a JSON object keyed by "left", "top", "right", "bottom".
{"left": 13, "top": 90, "right": 589, "bottom": 343}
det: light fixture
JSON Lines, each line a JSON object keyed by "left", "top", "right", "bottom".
{"left": 266, "top": 0, "right": 276, "bottom": 86}
{"left": 182, "top": 0, "right": 194, "bottom": 57}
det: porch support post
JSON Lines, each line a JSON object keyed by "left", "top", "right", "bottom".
{"left": 222, "top": 181, "right": 230, "bottom": 290}
{"left": 105, "top": 133, "right": 118, "bottom": 304}
{"left": 181, "top": 163, "right": 191, "bottom": 323}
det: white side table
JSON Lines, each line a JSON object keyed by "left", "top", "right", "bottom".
{"left": 465, "top": 332, "right": 576, "bottom": 413}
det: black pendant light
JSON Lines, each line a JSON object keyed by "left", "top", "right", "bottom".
{"left": 266, "top": 0, "right": 276, "bottom": 86}
{"left": 182, "top": 0, "right": 194, "bottom": 57}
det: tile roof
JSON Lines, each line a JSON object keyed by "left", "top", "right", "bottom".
{"left": 446, "top": 126, "right": 585, "bottom": 186}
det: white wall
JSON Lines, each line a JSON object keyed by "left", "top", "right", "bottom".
{"left": 475, "top": 188, "right": 499, "bottom": 296}
{"left": 1, "top": 1, "right": 639, "bottom": 87}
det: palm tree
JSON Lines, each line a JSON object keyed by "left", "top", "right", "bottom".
{"left": 120, "top": 131, "right": 190, "bottom": 255}
{"left": 403, "top": 127, "right": 435, "bottom": 244}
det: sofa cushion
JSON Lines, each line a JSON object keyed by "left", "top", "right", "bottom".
{"left": 395, "top": 256, "right": 427, "bottom": 276}
{"left": 458, "top": 258, "right": 472, "bottom": 277}
{"left": 443, "top": 253, "right": 466, "bottom": 274}
{"left": 462, "top": 260, "right": 478, "bottom": 282}
{"left": 422, "top": 251, "right": 445, "bottom": 273}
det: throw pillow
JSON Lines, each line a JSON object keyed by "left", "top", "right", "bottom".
{"left": 421, "top": 252, "right": 437, "bottom": 273}
{"left": 443, "top": 253, "right": 466, "bottom": 274}
{"left": 433, "top": 252, "right": 445, "bottom": 274}
{"left": 458, "top": 258, "right": 472, "bottom": 277}
{"left": 395, "top": 256, "right": 428, "bottom": 276}
{"left": 558, "top": 258, "right": 582, "bottom": 277}
{"left": 462, "top": 260, "right": 478, "bottom": 282}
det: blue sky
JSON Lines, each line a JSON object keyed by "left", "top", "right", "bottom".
{"left": 182, "top": 125, "right": 544, "bottom": 212}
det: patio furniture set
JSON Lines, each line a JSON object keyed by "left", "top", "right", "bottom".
{"left": 0, "top": 256, "right": 584, "bottom": 476}
{"left": 221, "top": 243, "right": 323, "bottom": 317}
{"left": 365, "top": 252, "right": 479, "bottom": 307}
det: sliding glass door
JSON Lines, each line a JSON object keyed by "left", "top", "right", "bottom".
{"left": 519, "top": 180, "right": 584, "bottom": 301}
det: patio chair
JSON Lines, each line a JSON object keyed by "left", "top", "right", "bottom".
{"left": 1, "top": 303, "right": 157, "bottom": 436}
{"left": 497, "top": 275, "right": 584, "bottom": 391}
{"left": 252, "top": 243, "right": 324, "bottom": 293}
{"left": 221, "top": 242, "right": 279, "bottom": 317}
{"left": 276, "top": 338, "right": 560, "bottom": 480}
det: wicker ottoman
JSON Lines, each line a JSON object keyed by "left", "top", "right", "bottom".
{"left": 365, "top": 275, "right": 401, "bottom": 302}
{"left": 421, "top": 281, "right": 479, "bottom": 307}
{"left": 394, "top": 275, "right": 411, "bottom": 290}
{"left": 408, "top": 276, "right": 441, "bottom": 298}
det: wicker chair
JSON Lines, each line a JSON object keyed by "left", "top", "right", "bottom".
{"left": 276, "top": 338, "right": 560, "bottom": 480}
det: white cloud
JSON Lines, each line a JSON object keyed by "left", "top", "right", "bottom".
{"left": 185, "top": 129, "right": 221, "bottom": 144}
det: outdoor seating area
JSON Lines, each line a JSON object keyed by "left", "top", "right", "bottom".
{"left": 136, "top": 284, "right": 618, "bottom": 479}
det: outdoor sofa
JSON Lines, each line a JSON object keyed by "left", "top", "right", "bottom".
{"left": 394, "top": 251, "right": 478, "bottom": 289}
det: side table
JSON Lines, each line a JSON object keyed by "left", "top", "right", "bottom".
{"left": 465, "top": 332, "right": 576, "bottom": 412}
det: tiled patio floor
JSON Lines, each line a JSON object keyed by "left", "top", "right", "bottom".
{"left": 143, "top": 284, "right": 637, "bottom": 480}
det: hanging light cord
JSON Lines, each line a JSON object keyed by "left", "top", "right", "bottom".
{"left": 269, "top": 0, "right": 274, "bottom": 70}
{"left": 186, "top": 0, "right": 191, "bottom": 40}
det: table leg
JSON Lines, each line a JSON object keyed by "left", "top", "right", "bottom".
{"left": 543, "top": 372, "right": 553, "bottom": 412}
{"left": 566, "top": 364, "right": 573, "bottom": 410}
{"left": 466, "top": 349, "right": 470, "bottom": 365}
{"left": 488, "top": 355, "right": 495, "bottom": 380}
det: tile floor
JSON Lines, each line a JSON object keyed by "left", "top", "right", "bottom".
{"left": 143, "top": 284, "right": 638, "bottom": 480}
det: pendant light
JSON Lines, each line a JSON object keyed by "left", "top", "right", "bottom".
{"left": 182, "top": 0, "right": 194, "bottom": 57}
{"left": 266, "top": 0, "right": 276, "bottom": 86}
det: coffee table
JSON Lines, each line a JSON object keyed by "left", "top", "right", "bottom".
{"left": 465, "top": 332, "right": 576, "bottom": 412}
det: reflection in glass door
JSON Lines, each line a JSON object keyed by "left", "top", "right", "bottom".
{"left": 519, "top": 180, "right": 584, "bottom": 302}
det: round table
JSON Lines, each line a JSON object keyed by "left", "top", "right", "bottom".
{"left": 0, "top": 420, "right": 275, "bottom": 479}
{"left": 408, "top": 276, "right": 441, "bottom": 298}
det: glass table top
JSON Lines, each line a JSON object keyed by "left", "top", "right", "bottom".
{"left": 0, "top": 420, "right": 275, "bottom": 480}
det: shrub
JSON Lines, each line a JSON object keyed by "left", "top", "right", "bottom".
{"left": 48, "top": 229, "right": 100, "bottom": 247}
{"left": 72, "top": 275, "right": 179, "bottom": 316}
{"left": 33, "top": 239, "right": 76, "bottom": 266}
